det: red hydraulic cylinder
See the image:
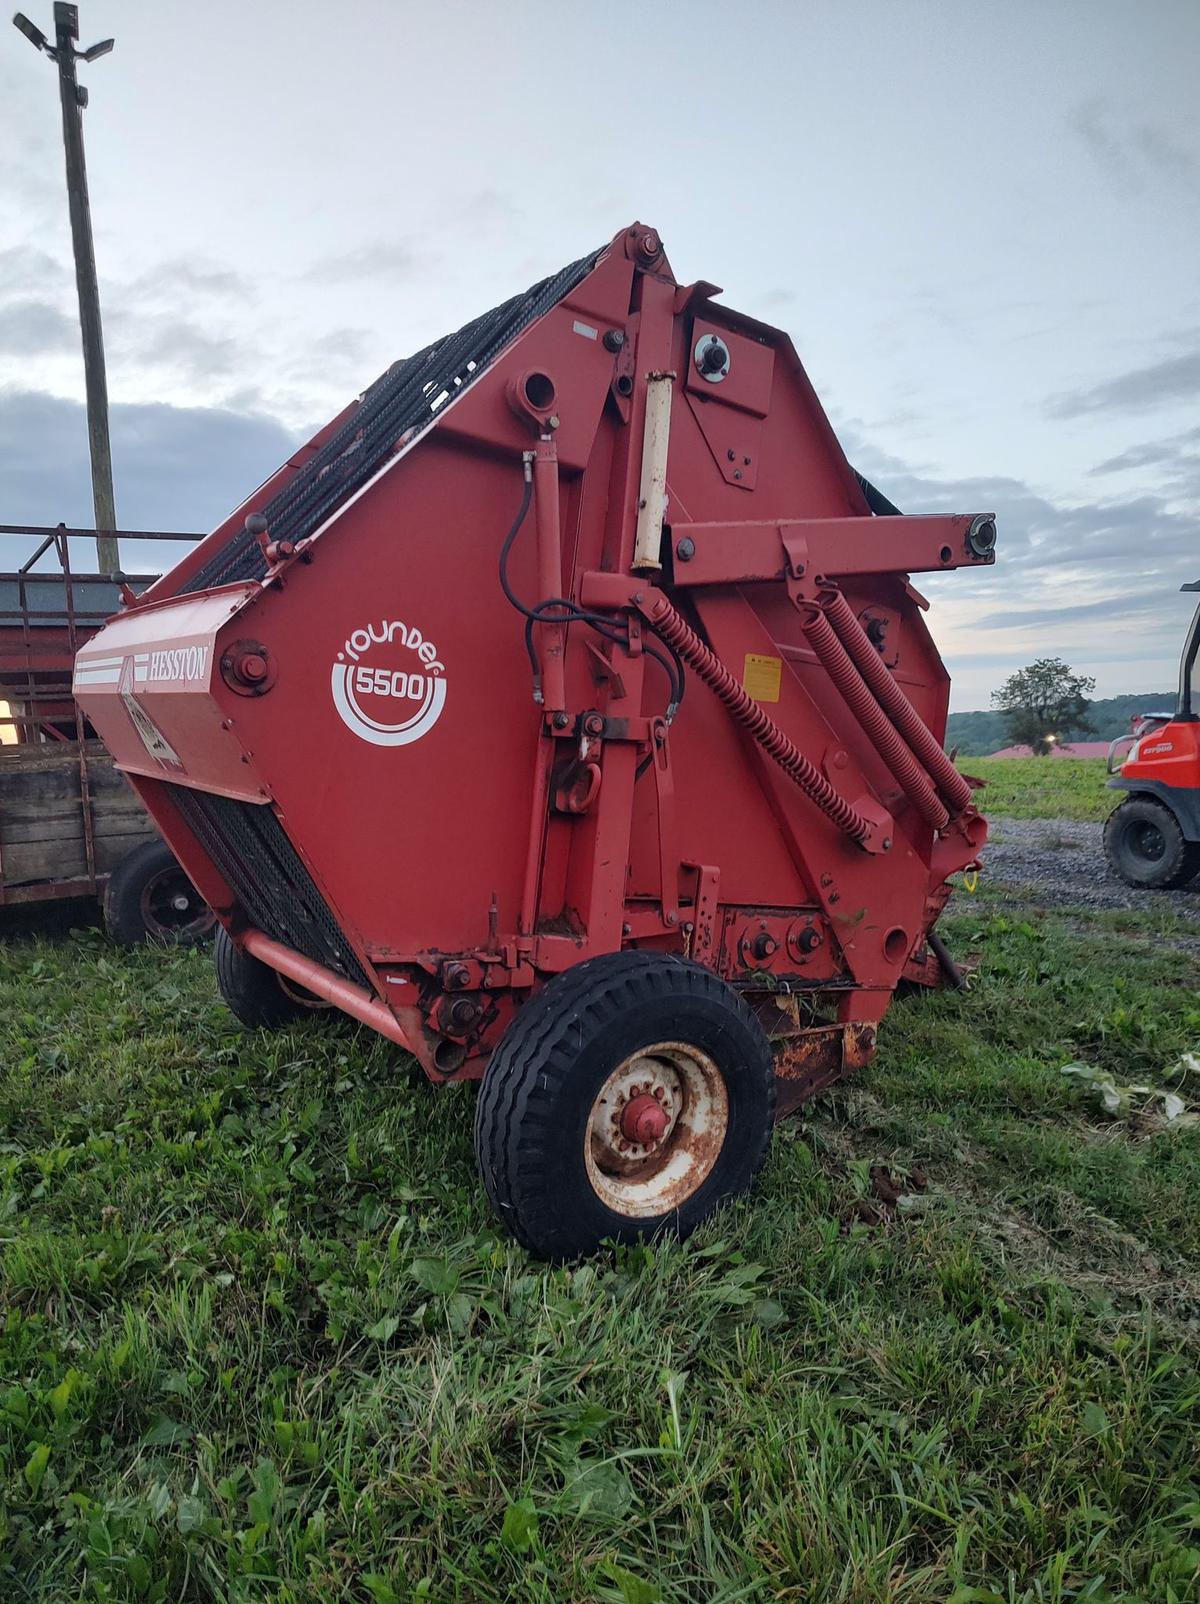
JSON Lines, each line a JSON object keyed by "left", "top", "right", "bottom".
{"left": 532, "top": 437, "right": 566, "bottom": 714}
{"left": 799, "top": 602, "right": 949, "bottom": 830}
{"left": 819, "top": 588, "right": 975, "bottom": 816}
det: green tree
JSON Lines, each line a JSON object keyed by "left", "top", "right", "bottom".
{"left": 991, "top": 658, "right": 1096, "bottom": 755}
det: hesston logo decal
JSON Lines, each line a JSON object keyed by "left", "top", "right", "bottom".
{"left": 118, "top": 656, "right": 186, "bottom": 772}
{"left": 331, "top": 618, "right": 447, "bottom": 747}
{"left": 146, "top": 644, "right": 209, "bottom": 683}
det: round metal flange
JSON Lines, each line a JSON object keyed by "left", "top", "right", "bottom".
{"left": 220, "top": 638, "right": 277, "bottom": 697}
{"left": 584, "top": 1041, "right": 728, "bottom": 1217}
{"left": 694, "top": 333, "right": 730, "bottom": 384}
{"left": 965, "top": 514, "right": 997, "bottom": 558}
{"left": 138, "top": 865, "right": 215, "bottom": 943}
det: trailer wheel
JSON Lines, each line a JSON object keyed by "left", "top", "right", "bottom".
{"left": 103, "top": 839, "right": 216, "bottom": 945}
{"left": 474, "top": 951, "right": 775, "bottom": 1259}
{"left": 214, "top": 925, "right": 329, "bottom": 1028}
{"left": 1104, "top": 796, "right": 1200, "bottom": 890}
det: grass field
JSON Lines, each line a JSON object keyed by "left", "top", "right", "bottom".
{"left": 3, "top": 895, "right": 1199, "bottom": 1599}
{"left": 956, "top": 758, "right": 1115, "bottom": 822}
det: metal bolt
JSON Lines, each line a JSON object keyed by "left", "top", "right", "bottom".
{"left": 676, "top": 536, "right": 695, "bottom": 562}
{"left": 666, "top": 911, "right": 678, "bottom": 925}
{"left": 733, "top": 470, "right": 743, "bottom": 481}
{"left": 446, "top": 996, "right": 481, "bottom": 1030}
{"left": 743, "top": 455, "right": 751, "bottom": 466}
{"left": 584, "top": 713, "right": 605, "bottom": 736}
{"left": 622, "top": 922, "right": 632, "bottom": 936}
{"left": 240, "top": 652, "right": 268, "bottom": 683}
{"left": 603, "top": 329, "right": 625, "bottom": 352}
{"left": 553, "top": 711, "right": 570, "bottom": 729}
{"left": 882, "top": 837, "right": 892, "bottom": 851}
{"left": 727, "top": 449, "right": 736, "bottom": 461}
{"left": 443, "top": 962, "right": 471, "bottom": 990}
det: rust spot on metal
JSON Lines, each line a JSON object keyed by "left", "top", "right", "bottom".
{"left": 772, "top": 1020, "right": 876, "bottom": 1118}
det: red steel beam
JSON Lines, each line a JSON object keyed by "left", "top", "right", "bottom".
{"left": 241, "top": 928, "right": 415, "bottom": 1050}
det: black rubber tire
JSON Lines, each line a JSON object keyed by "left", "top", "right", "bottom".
{"left": 1103, "top": 796, "right": 1200, "bottom": 890}
{"left": 473, "top": 951, "right": 775, "bottom": 1259}
{"left": 103, "top": 838, "right": 215, "bottom": 946}
{"left": 214, "top": 925, "right": 325, "bottom": 1029}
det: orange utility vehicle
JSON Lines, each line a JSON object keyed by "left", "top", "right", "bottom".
{"left": 1104, "top": 580, "right": 1200, "bottom": 890}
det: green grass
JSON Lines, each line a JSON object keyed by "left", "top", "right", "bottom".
{"left": 958, "top": 758, "right": 1115, "bottom": 822}
{"left": 2, "top": 902, "right": 1200, "bottom": 1603}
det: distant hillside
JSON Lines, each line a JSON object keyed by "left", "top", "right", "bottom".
{"left": 946, "top": 693, "right": 1176, "bottom": 757}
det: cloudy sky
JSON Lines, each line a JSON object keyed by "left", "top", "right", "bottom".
{"left": 2, "top": 0, "right": 1197, "bottom": 707}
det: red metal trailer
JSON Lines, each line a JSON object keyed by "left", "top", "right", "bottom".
{"left": 75, "top": 224, "right": 994, "bottom": 1255}
{"left": 1, "top": 524, "right": 212, "bottom": 941}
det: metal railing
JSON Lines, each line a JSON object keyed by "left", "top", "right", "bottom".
{"left": 0, "top": 522, "right": 199, "bottom": 900}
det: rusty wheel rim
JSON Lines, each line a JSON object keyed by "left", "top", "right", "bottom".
{"left": 138, "top": 866, "right": 215, "bottom": 943}
{"left": 584, "top": 1040, "right": 729, "bottom": 1218}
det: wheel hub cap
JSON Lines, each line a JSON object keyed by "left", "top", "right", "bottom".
{"left": 621, "top": 1091, "right": 670, "bottom": 1147}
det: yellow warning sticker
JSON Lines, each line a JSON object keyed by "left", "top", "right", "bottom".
{"left": 743, "top": 653, "right": 782, "bottom": 702}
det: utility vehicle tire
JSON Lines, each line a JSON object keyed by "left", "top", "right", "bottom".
{"left": 214, "top": 925, "right": 329, "bottom": 1029}
{"left": 474, "top": 951, "right": 775, "bottom": 1259}
{"left": 103, "top": 838, "right": 215, "bottom": 946}
{"left": 1103, "top": 796, "right": 1200, "bottom": 890}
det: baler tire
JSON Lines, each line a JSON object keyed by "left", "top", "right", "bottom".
{"left": 1103, "top": 797, "right": 1199, "bottom": 890}
{"left": 214, "top": 925, "right": 327, "bottom": 1029}
{"left": 473, "top": 951, "right": 775, "bottom": 1259}
{"left": 103, "top": 838, "right": 215, "bottom": 946}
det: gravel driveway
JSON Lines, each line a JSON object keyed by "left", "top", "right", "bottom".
{"left": 981, "top": 814, "right": 1200, "bottom": 920}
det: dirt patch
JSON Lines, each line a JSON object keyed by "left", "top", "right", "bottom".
{"left": 983, "top": 814, "right": 1200, "bottom": 925}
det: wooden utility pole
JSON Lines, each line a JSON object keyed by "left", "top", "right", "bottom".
{"left": 13, "top": 4, "right": 119, "bottom": 576}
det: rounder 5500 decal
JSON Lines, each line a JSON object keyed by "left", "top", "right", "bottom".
{"left": 331, "top": 618, "right": 447, "bottom": 747}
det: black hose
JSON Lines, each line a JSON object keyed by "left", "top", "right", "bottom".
{"left": 497, "top": 470, "right": 684, "bottom": 724}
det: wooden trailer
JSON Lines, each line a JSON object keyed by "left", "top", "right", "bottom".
{"left": 0, "top": 525, "right": 213, "bottom": 942}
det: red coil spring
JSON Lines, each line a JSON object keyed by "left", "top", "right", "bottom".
{"left": 820, "top": 589, "right": 975, "bottom": 816}
{"left": 799, "top": 605, "right": 949, "bottom": 830}
{"left": 644, "top": 596, "right": 872, "bottom": 843}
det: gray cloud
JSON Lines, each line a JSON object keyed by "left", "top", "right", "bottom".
{"left": 0, "top": 298, "right": 76, "bottom": 358}
{"left": 0, "top": 388, "right": 298, "bottom": 548}
{"left": 841, "top": 424, "right": 1198, "bottom": 634}
{"left": 1090, "top": 426, "right": 1200, "bottom": 502}
{"left": 1046, "top": 347, "right": 1200, "bottom": 419}
{"left": 0, "top": 245, "right": 67, "bottom": 295}
{"left": 1092, "top": 427, "right": 1200, "bottom": 475}
{"left": 1071, "top": 96, "right": 1200, "bottom": 193}
{"left": 129, "top": 258, "right": 256, "bottom": 304}
{"left": 304, "top": 241, "right": 425, "bottom": 285}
